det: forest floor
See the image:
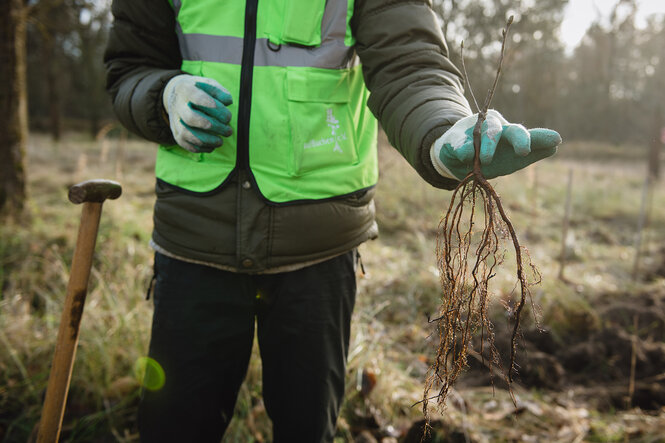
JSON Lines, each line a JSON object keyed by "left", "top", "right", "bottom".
{"left": 1, "top": 131, "right": 664, "bottom": 442}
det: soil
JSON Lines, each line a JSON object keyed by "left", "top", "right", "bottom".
{"left": 351, "top": 287, "right": 665, "bottom": 442}
{"left": 460, "top": 288, "right": 665, "bottom": 411}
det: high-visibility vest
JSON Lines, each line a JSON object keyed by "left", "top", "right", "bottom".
{"left": 156, "top": 0, "right": 379, "bottom": 203}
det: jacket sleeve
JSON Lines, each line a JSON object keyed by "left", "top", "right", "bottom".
{"left": 103, "top": 0, "right": 183, "bottom": 145}
{"left": 352, "top": 0, "right": 473, "bottom": 189}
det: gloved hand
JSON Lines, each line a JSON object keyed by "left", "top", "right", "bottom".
{"left": 430, "top": 110, "right": 562, "bottom": 181}
{"left": 162, "top": 74, "right": 233, "bottom": 153}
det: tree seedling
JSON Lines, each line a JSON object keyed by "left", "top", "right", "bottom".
{"left": 422, "top": 16, "right": 542, "bottom": 418}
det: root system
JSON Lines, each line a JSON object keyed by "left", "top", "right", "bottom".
{"left": 422, "top": 16, "right": 542, "bottom": 418}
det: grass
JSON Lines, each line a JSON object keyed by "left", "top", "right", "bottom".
{"left": 1, "top": 131, "right": 665, "bottom": 442}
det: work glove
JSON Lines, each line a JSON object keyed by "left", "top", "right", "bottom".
{"left": 162, "top": 74, "right": 233, "bottom": 153}
{"left": 430, "top": 110, "right": 562, "bottom": 181}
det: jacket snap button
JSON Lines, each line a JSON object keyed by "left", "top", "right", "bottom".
{"left": 242, "top": 258, "right": 254, "bottom": 268}
{"left": 242, "top": 181, "right": 251, "bottom": 190}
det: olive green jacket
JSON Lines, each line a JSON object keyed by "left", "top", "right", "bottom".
{"left": 104, "top": 0, "right": 471, "bottom": 272}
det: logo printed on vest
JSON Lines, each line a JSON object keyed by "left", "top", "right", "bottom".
{"left": 304, "top": 108, "right": 347, "bottom": 153}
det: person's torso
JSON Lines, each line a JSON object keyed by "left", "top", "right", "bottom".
{"left": 156, "top": 0, "right": 379, "bottom": 204}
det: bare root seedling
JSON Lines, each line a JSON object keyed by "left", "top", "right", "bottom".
{"left": 421, "top": 16, "right": 542, "bottom": 420}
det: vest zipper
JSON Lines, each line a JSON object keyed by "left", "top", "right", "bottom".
{"left": 236, "top": 0, "right": 259, "bottom": 270}
{"left": 236, "top": 0, "right": 259, "bottom": 171}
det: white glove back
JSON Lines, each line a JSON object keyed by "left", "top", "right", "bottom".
{"left": 163, "top": 74, "right": 233, "bottom": 153}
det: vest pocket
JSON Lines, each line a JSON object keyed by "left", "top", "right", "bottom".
{"left": 282, "top": 0, "right": 325, "bottom": 46}
{"left": 286, "top": 68, "right": 358, "bottom": 177}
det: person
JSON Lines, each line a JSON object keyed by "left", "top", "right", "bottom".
{"left": 104, "top": 0, "right": 561, "bottom": 441}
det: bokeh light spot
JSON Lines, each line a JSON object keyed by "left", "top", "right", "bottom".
{"left": 134, "top": 357, "right": 166, "bottom": 391}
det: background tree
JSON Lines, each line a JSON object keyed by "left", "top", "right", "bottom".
{"left": 26, "top": 0, "right": 112, "bottom": 139}
{"left": 0, "top": 0, "right": 29, "bottom": 217}
{"left": 432, "top": 0, "right": 664, "bottom": 146}
{"left": 73, "top": 3, "right": 112, "bottom": 137}
{"left": 433, "top": 0, "right": 569, "bottom": 129}
{"left": 564, "top": 1, "right": 664, "bottom": 144}
{"left": 26, "top": 0, "right": 77, "bottom": 141}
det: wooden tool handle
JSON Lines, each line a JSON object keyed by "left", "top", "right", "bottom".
{"left": 38, "top": 180, "right": 122, "bottom": 442}
{"left": 68, "top": 179, "right": 122, "bottom": 204}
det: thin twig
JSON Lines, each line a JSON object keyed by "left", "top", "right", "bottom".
{"left": 558, "top": 168, "right": 574, "bottom": 281}
{"left": 482, "top": 16, "right": 513, "bottom": 112}
{"left": 627, "top": 314, "right": 639, "bottom": 408}
{"left": 460, "top": 40, "right": 480, "bottom": 113}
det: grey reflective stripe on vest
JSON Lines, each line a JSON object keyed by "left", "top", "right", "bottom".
{"left": 178, "top": 35, "right": 354, "bottom": 69}
{"left": 173, "top": 0, "right": 355, "bottom": 69}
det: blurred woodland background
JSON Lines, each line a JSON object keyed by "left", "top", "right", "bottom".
{"left": 2, "top": 0, "right": 664, "bottom": 211}
{"left": 1, "top": 0, "right": 665, "bottom": 442}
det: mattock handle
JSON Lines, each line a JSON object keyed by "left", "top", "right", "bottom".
{"left": 37, "top": 179, "right": 122, "bottom": 443}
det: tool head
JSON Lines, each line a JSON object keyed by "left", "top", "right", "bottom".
{"left": 68, "top": 180, "right": 122, "bottom": 204}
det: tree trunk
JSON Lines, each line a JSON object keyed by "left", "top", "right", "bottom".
{"left": 649, "top": 107, "right": 662, "bottom": 181}
{"left": 0, "top": 0, "right": 29, "bottom": 217}
{"left": 89, "top": 108, "right": 100, "bottom": 140}
{"left": 43, "top": 36, "right": 62, "bottom": 142}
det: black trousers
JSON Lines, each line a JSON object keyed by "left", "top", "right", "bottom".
{"left": 138, "top": 251, "right": 357, "bottom": 443}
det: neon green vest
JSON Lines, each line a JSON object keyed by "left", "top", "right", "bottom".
{"left": 156, "top": 0, "right": 378, "bottom": 203}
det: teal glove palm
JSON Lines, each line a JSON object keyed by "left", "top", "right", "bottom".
{"left": 430, "top": 110, "right": 562, "bottom": 181}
